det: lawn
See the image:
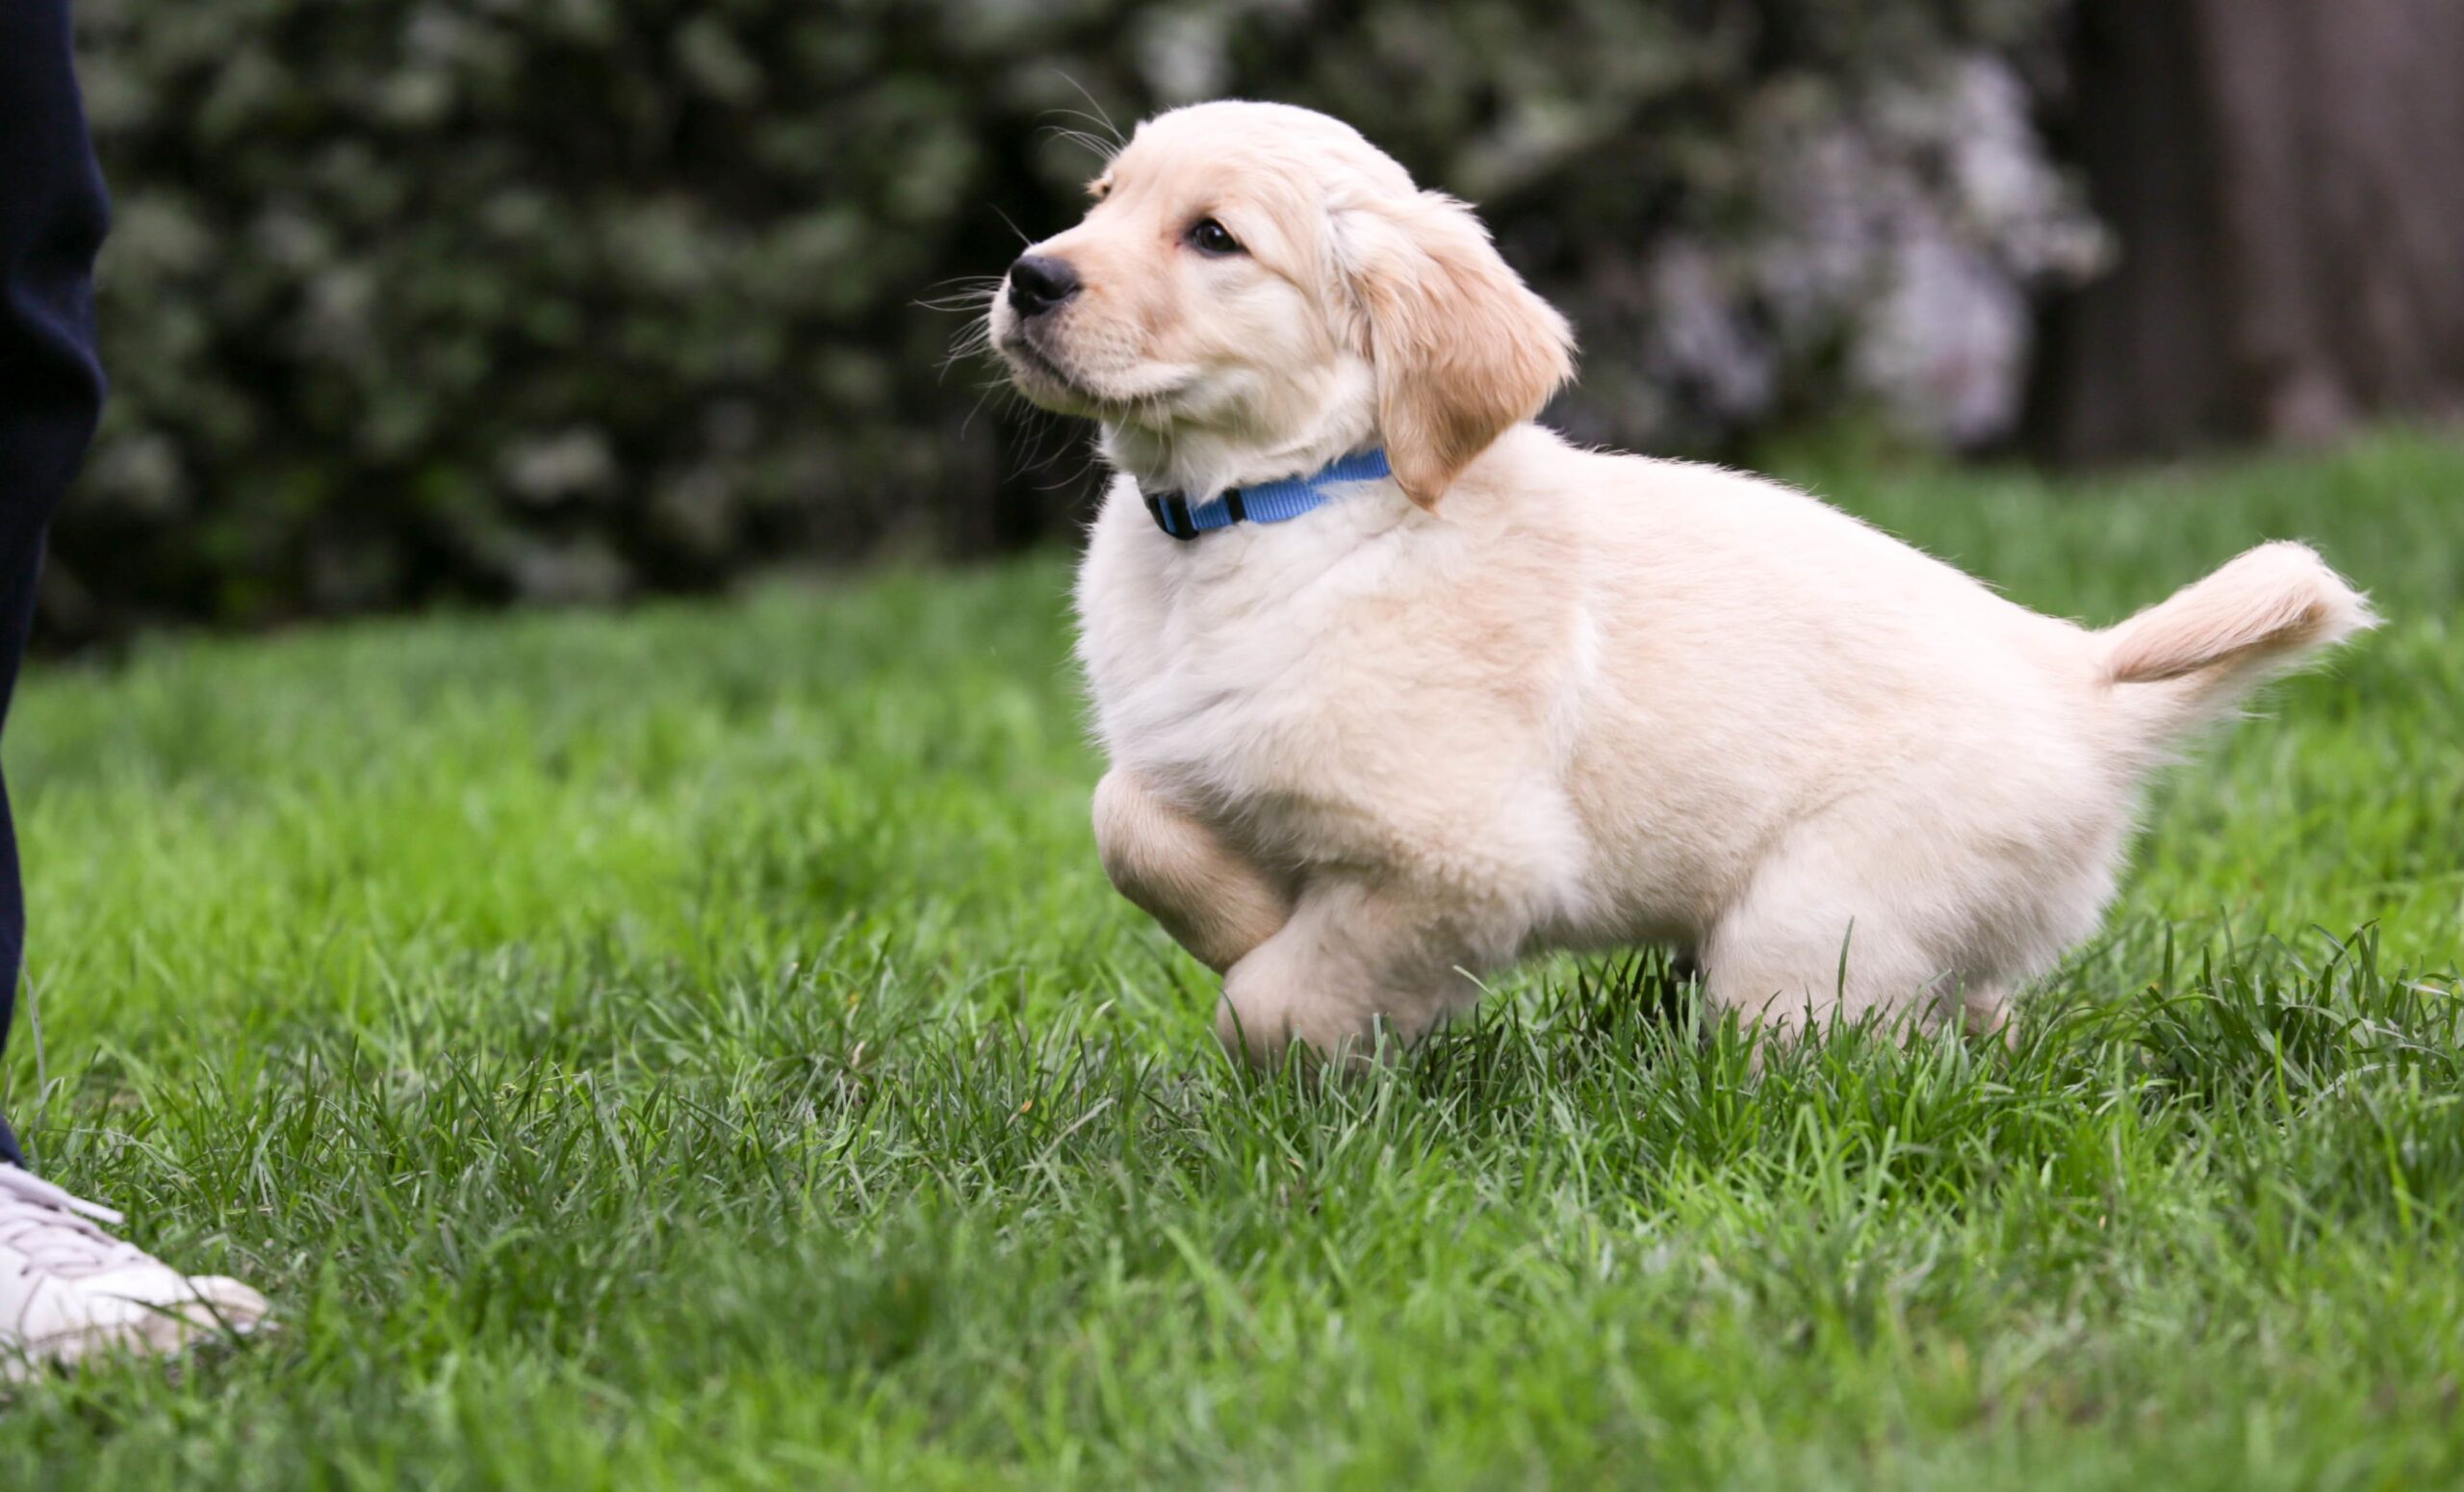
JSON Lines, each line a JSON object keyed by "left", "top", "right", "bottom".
{"left": 1, "top": 430, "right": 2458, "bottom": 1487}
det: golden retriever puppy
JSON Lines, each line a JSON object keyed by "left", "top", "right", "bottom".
{"left": 988, "top": 100, "right": 2374, "bottom": 1064}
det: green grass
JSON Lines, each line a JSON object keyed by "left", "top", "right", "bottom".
{"left": 1, "top": 429, "right": 2459, "bottom": 1487}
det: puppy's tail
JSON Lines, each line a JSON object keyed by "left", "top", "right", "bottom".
{"left": 2096, "top": 541, "right": 2375, "bottom": 749}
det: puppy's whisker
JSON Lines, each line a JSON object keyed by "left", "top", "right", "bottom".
{"left": 1043, "top": 80, "right": 1126, "bottom": 146}
{"left": 1043, "top": 125, "right": 1123, "bottom": 166}
{"left": 1004, "top": 395, "right": 1068, "bottom": 482}
{"left": 913, "top": 281, "right": 1004, "bottom": 313}
{"left": 1060, "top": 443, "right": 1110, "bottom": 499}
{"left": 935, "top": 314, "right": 998, "bottom": 370}
{"left": 915, "top": 273, "right": 1005, "bottom": 296}
{"left": 988, "top": 204, "right": 1034, "bottom": 249}
{"left": 936, "top": 341, "right": 993, "bottom": 385}
{"left": 1029, "top": 417, "right": 1109, "bottom": 495}
{"left": 957, "top": 377, "right": 1005, "bottom": 444}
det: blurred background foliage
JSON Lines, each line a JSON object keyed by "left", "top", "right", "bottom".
{"left": 64, "top": 0, "right": 2464, "bottom": 644}
{"left": 56, "top": 0, "right": 2097, "bottom": 641}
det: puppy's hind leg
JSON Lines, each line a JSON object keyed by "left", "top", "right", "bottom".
{"left": 1958, "top": 981, "right": 2016, "bottom": 1047}
{"left": 1700, "top": 837, "right": 1958, "bottom": 1044}
{"left": 1092, "top": 770, "right": 1294, "bottom": 973}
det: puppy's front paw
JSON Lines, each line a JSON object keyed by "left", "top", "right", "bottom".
{"left": 1213, "top": 989, "right": 1413, "bottom": 1073}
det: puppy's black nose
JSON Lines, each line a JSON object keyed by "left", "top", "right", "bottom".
{"left": 1007, "top": 254, "right": 1081, "bottom": 318}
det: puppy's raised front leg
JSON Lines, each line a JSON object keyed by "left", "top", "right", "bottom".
{"left": 1091, "top": 770, "right": 1293, "bottom": 973}
{"left": 1216, "top": 879, "right": 1509, "bottom": 1069}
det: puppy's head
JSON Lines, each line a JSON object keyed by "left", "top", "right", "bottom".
{"left": 988, "top": 101, "right": 1574, "bottom": 507}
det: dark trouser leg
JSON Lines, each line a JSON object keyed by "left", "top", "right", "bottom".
{"left": 0, "top": 0, "right": 112, "bottom": 1169}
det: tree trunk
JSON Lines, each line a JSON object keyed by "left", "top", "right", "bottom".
{"left": 2026, "top": 0, "right": 2464, "bottom": 461}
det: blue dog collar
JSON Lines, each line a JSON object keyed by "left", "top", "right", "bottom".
{"left": 1142, "top": 449, "right": 1393, "bottom": 541}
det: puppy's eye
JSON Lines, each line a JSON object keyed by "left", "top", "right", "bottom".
{"left": 1186, "top": 218, "right": 1245, "bottom": 257}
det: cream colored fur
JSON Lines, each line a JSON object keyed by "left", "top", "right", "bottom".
{"left": 988, "top": 101, "right": 2376, "bottom": 1064}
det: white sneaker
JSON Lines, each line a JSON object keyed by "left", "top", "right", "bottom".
{"left": 0, "top": 1164, "right": 268, "bottom": 1379}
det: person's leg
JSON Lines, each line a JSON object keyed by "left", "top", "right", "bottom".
{"left": 0, "top": 3, "right": 267, "bottom": 1376}
{"left": 0, "top": 0, "right": 113, "bottom": 1168}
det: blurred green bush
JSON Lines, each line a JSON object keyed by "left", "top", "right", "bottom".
{"left": 59, "top": 0, "right": 2076, "bottom": 639}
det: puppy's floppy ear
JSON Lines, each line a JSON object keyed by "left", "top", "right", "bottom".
{"left": 1335, "top": 192, "right": 1575, "bottom": 508}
